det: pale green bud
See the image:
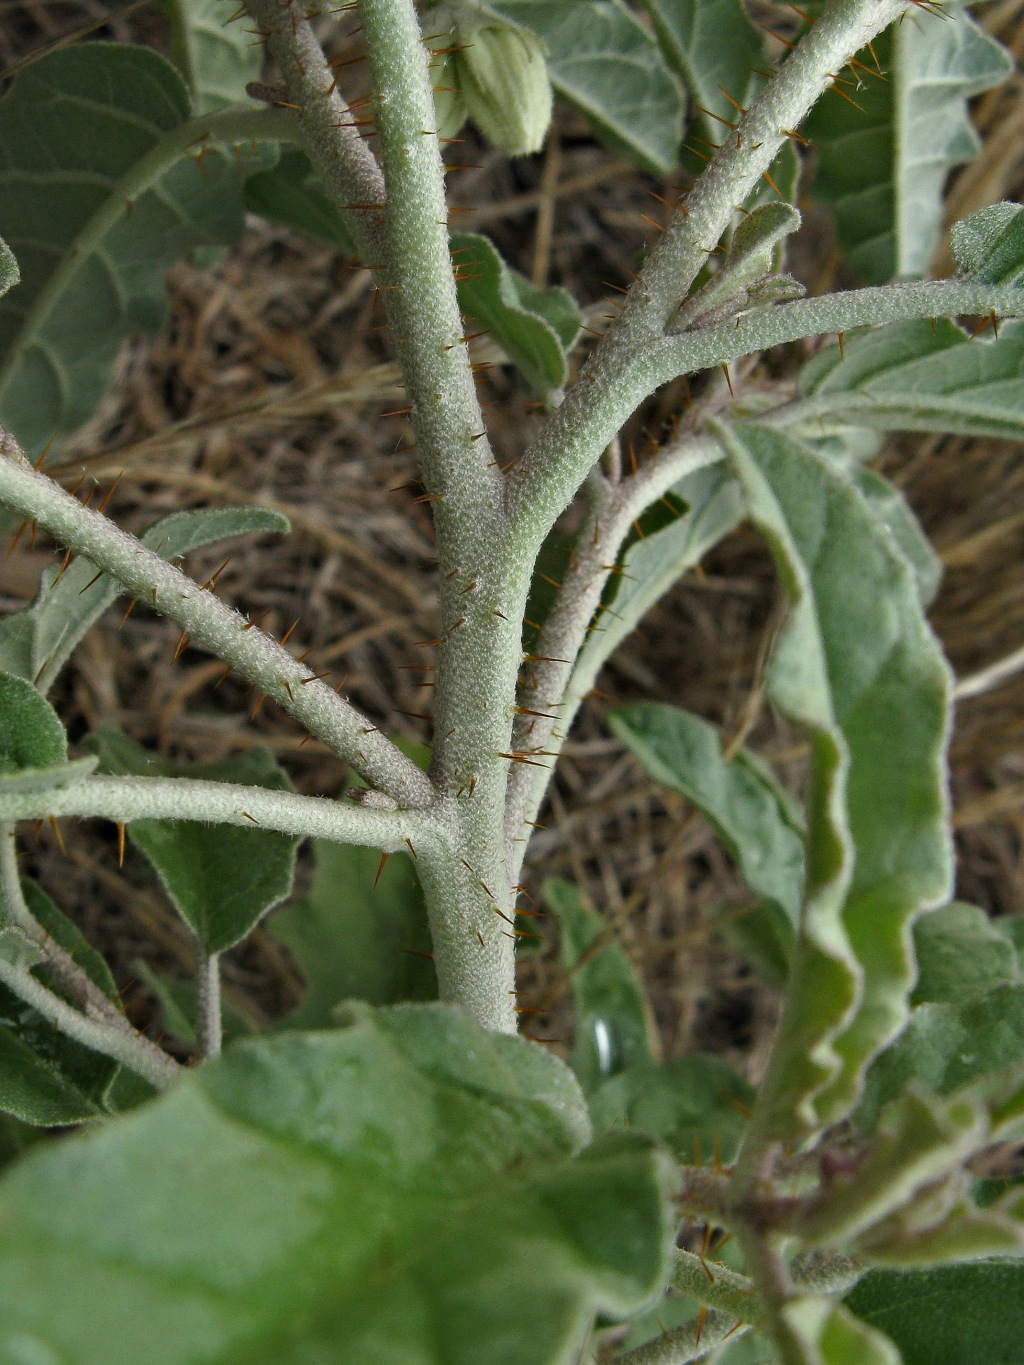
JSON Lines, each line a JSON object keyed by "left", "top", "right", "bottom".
{"left": 454, "top": 15, "right": 552, "bottom": 156}
{"left": 432, "top": 49, "right": 469, "bottom": 141}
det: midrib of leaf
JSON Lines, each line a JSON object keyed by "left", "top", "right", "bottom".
{"left": 0, "top": 105, "right": 299, "bottom": 442}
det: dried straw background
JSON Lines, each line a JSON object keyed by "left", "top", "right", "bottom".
{"left": 2, "top": 0, "right": 1024, "bottom": 1073}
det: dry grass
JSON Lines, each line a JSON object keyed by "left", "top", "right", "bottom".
{"left": 1, "top": 0, "right": 1023, "bottom": 1076}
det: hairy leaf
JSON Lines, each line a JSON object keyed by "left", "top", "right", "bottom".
{"left": 847, "top": 1262, "right": 1024, "bottom": 1365}
{"left": 0, "top": 503, "right": 288, "bottom": 693}
{"left": 544, "top": 877, "right": 654, "bottom": 1093}
{"left": 638, "top": 0, "right": 762, "bottom": 136}
{"left": 788, "top": 318, "right": 1024, "bottom": 443}
{"left": 804, "top": 5, "right": 1011, "bottom": 282}
{"left": 0, "top": 1005, "right": 675, "bottom": 1364}
{"left": 857, "top": 982, "right": 1024, "bottom": 1132}
{"left": 449, "top": 232, "right": 581, "bottom": 394}
{"left": 268, "top": 839, "right": 436, "bottom": 1027}
{"left": 610, "top": 702, "right": 805, "bottom": 929}
{"left": 950, "top": 200, "right": 1024, "bottom": 286}
{"left": 853, "top": 469, "right": 941, "bottom": 609}
{"left": 589, "top": 1053, "right": 754, "bottom": 1166}
{"left": 784, "top": 1297, "right": 901, "bottom": 1365}
{"left": 163, "top": 0, "right": 261, "bottom": 112}
{"left": 0, "top": 672, "right": 65, "bottom": 773}
{"left": 88, "top": 726, "right": 298, "bottom": 953}
{"left": 0, "top": 880, "right": 120, "bottom": 1126}
{"left": 911, "top": 903, "right": 1019, "bottom": 1007}
{"left": 718, "top": 422, "right": 952, "bottom": 1137}
{"left": 484, "top": 0, "right": 684, "bottom": 174}
{"left": 0, "top": 44, "right": 272, "bottom": 458}
{"left": 674, "top": 202, "right": 803, "bottom": 331}
{"left": 0, "top": 237, "right": 17, "bottom": 301}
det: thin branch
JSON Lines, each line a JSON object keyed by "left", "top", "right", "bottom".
{"left": 505, "top": 437, "right": 725, "bottom": 879}
{"left": 0, "top": 825, "right": 181, "bottom": 1090}
{"left": 244, "top": 0, "right": 387, "bottom": 259}
{"left": 0, "top": 430, "right": 434, "bottom": 809}
{"left": 506, "top": 277, "right": 1024, "bottom": 559}
{"left": 0, "top": 776, "right": 435, "bottom": 852}
{"left": 0, "top": 823, "right": 180, "bottom": 1087}
{"left": 610, "top": 1309, "right": 747, "bottom": 1365}
{"left": 502, "top": 0, "right": 912, "bottom": 546}
{"left": 955, "top": 641, "right": 1024, "bottom": 701}
{"left": 195, "top": 947, "right": 222, "bottom": 1063}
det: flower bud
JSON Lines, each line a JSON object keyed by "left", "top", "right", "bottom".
{"left": 432, "top": 48, "right": 469, "bottom": 141}
{"left": 454, "top": 15, "right": 552, "bottom": 156}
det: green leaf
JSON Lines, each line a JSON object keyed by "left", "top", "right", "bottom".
{"left": 589, "top": 1054, "right": 754, "bottom": 1166}
{"left": 0, "top": 237, "right": 17, "bottom": 301}
{"left": 789, "top": 317, "right": 1024, "bottom": 443}
{"left": 911, "top": 903, "right": 1020, "bottom": 1007}
{"left": 950, "top": 200, "right": 1024, "bottom": 286}
{"left": 674, "top": 201, "right": 803, "bottom": 331}
{"left": 0, "top": 672, "right": 65, "bottom": 774}
{"left": 804, "top": 5, "right": 1011, "bottom": 283}
{"left": 853, "top": 469, "right": 942, "bottom": 609}
{"left": 449, "top": 232, "right": 581, "bottom": 394}
{"left": 857, "top": 983, "right": 1024, "bottom": 1132}
{"left": 0, "top": 44, "right": 274, "bottom": 458}
{"left": 0, "top": 879, "right": 120, "bottom": 1126}
{"left": 637, "top": 0, "right": 762, "bottom": 137}
{"left": 484, "top": 0, "right": 684, "bottom": 174}
{"left": 0, "top": 503, "right": 288, "bottom": 693}
{"left": 717, "top": 422, "right": 952, "bottom": 1138}
{"left": 268, "top": 839, "right": 436, "bottom": 1027}
{"left": 0, "top": 1004, "right": 675, "bottom": 1365}
{"left": 544, "top": 877, "right": 654, "bottom": 1093}
{"left": 162, "top": 0, "right": 262, "bottom": 112}
{"left": 713, "top": 901, "right": 793, "bottom": 987}
{"left": 609, "top": 702, "right": 805, "bottom": 929}
{"left": 797, "top": 1088, "right": 987, "bottom": 1248}
{"left": 0, "top": 757, "right": 98, "bottom": 796}
{"left": 244, "top": 149, "right": 357, "bottom": 253}
{"left": 87, "top": 725, "right": 298, "bottom": 953}
{"left": 783, "top": 1297, "right": 901, "bottom": 1365}
{"left": 569, "top": 460, "right": 744, "bottom": 719}
{"left": 847, "top": 1262, "right": 1024, "bottom": 1365}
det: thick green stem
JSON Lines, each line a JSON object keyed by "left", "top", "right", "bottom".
{"left": 355, "top": 0, "right": 525, "bottom": 1032}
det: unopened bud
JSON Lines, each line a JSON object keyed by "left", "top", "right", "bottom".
{"left": 454, "top": 16, "right": 552, "bottom": 156}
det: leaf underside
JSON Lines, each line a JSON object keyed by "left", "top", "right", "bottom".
{"left": 720, "top": 422, "right": 952, "bottom": 1138}
{"left": 805, "top": 5, "right": 1010, "bottom": 283}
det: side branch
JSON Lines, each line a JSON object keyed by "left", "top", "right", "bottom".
{"left": 504, "top": 0, "right": 911, "bottom": 547}
{"left": 0, "top": 432, "right": 434, "bottom": 809}
{"left": 506, "top": 279, "right": 1024, "bottom": 554}
{"left": 0, "top": 826, "right": 181, "bottom": 1090}
{"left": 244, "top": 0, "right": 387, "bottom": 262}
{"left": 504, "top": 436, "right": 726, "bottom": 878}
{"left": 0, "top": 776, "right": 433, "bottom": 852}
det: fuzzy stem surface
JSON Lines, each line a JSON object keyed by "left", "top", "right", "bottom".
{"left": 503, "top": 0, "right": 912, "bottom": 545}
{"left": 0, "top": 432, "right": 433, "bottom": 808}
